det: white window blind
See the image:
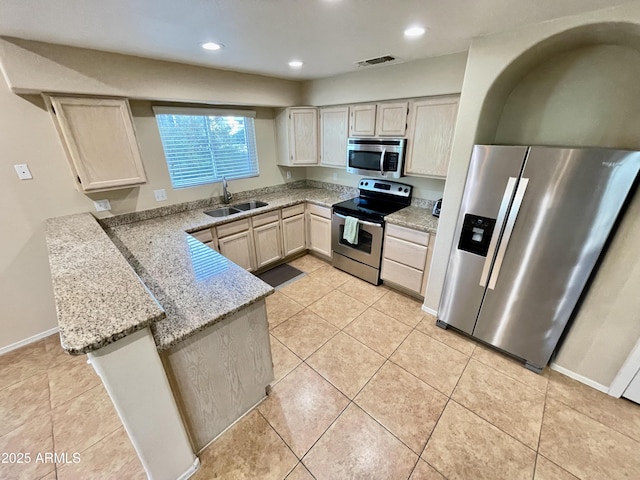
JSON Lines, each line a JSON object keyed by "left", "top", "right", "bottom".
{"left": 153, "top": 107, "right": 259, "bottom": 189}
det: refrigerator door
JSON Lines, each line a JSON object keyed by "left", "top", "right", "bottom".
{"left": 438, "top": 145, "right": 528, "bottom": 334}
{"left": 473, "top": 147, "right": 640, "bottom": 368}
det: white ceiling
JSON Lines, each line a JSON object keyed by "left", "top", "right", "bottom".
{"left": 0, "top": 0, "right": 631, "bottom": 80}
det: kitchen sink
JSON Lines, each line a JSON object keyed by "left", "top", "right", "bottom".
{"left": 233, "top": 200, "right": 269, "bottom": 211}
{"left": 203, "top": 206, "right": 242, "bottom": 217}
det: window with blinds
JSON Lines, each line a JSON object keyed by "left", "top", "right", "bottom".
{"left": 153, "top": 107, "right": 259, "bottom": 189}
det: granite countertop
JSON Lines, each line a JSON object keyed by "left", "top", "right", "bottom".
{"left": 45, "top": 184, "right": 436, "bottom": 355}
{"left": 385, "top": 206, "right": 439, "bottom": 234}
{"left": 45, "top": 213, "right": 166, "bottom": 355}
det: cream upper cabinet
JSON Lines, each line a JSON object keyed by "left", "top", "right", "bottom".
{"left": 49, "top": 96, "right": 147, "bottom": 192}
{"left": 375, "top": 102, "right": 408, "bottom": 136}
{"left": 320, "top": 107, "right": 349, "bottom": 167}
{"left": 404, "top": 95, "right": 460, "bottom": 178}
{"left": 306, "top": 204, "right": 332, "bottom": 259}
{"left": 276, "top": 107, "right": 318, "bottom": 166}
{"left": 349, "top": 104, "right": 377, "bottom": 136}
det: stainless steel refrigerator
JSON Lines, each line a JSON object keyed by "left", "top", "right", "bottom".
{"left": 438, "top": 145, "right": 640, "bottom": 372}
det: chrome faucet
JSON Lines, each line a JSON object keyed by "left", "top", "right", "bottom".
{"left": 222, "top": 177, "right": 233, "bottom": 204}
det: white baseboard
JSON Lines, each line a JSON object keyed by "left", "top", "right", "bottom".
{"left": 177, "top": 457, "right": 200, "bottom": 480}
{"left": 549, "top": 362, "right": 610, "bottom": 394}
{"left": 0, "top": 327, "right": 59, "bottom": 356}
{"left": 421, "top": 305, "right": 438, "bottom": 317}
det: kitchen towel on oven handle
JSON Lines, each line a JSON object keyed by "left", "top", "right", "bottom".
{"left": 343, "top": 216, "right": 359, "bottom": 244}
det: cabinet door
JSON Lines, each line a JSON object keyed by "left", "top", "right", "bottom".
{"left": 349, "top": 104, "right": 376, "bottom": 136}
{"left": 404, "top": 96, "right": 459, "bottom": 178}
{"left": 49, "top": 96, "right": 147, "bottom": 192}
{"left": 308, "top": 214, "right": 332, "bottom": 258}
{"left": 290, "top": 108, "right": 318, "bottom": 165}
{"left": 376, "top": 102, "right": 408, "bottom": 136}
{"left": 218, "top": 231, "right": 256, "bottom": 272}
{"left": 254, "top": 221, "right": 283, "bottom": 269}
{"left": 282, "top": 214, "right": 306, "bottom": 257}
{"left": 320, "top": 107, "right": 349, "bottom": 167}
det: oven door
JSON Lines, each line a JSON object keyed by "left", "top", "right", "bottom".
{"left": 331, "top": 212, "right": 384, "bottom": 269}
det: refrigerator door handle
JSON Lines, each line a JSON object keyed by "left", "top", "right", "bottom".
{"left": 487, "top": 178, "right": 529, "bottom": 289}
{"left": 480, "top": 177, "right": 518, "bottom": 287}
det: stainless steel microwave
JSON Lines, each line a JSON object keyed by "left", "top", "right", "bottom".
{"left": 346, "top": 138, "right": 407, "bottom": 179}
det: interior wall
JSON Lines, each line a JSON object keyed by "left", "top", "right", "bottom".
{"left": 0, "top": 64, "right": 302, "bottom": 350}
{"left": 425, "top": 3, "right": 640, "bottom": 389}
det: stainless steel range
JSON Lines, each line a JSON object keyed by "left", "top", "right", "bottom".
{"left": 332, "top": 178, "right": 412, "bottom": 285}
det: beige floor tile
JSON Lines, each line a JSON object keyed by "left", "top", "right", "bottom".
{"left": 48, "top": 355, "right": 100, "bottom": 409}
{"left": 372, "top": 290, "right": 425, "bottom": 327}
{"left": 286, "top": 462, "right": 315, "bottom": 480}
{"left": 266, "top": 291, "right": 305, "bottom": 329}
{"left": 308, "top": 265, "right": 353, "bottom": 287}
{"left": 344, "top": 308, "right": 412, "bottom": 357}
{"left": 423, "top": 401, "right": 536, "bottom": 480}
{"left": 391, "top": 330, "right": 469, "bottom": 396}
{"left": 0, "top": 413, "right": 55, "bottom": 480}
{"left": 355, "top": 362, "right": 447, "bottom": 454}
{"left": 304, "top": 403, "right": 417, "bottom": 480}
{"left": 0, "top": 373, "right": 50, "bottom": 437}
{"left": 52, "top": 384, "right": 122, "bottom": 455}
{"left": 338, "top": 276, "right": 387, "bottom": 305}
{"left": 307, "top": 332, "right": 385, "bottom": 399}
{"left": 539, "top": 399, "right": 640, "bottom": 480}
{"left": 279, "top": 276, "right": 334, "bottom": 307}
{"left": 547, "top": 369, "right": 640, "bottom": 442}
{"left": 472, "top": 345, "right": 549, "bottom": 393}
{"left": 271, "top": 310, "right": 338, "bottom": 359}
{"left": 288, "top": 254, "right": 329, "bottom": 273}
{"left": 259, "top": 363, "right": 348, "bottom": 457}
{"left": 416, "top": 315, "right": 476, "bottom": 356}
{"left": 307, "top": 290, "right": 368, "bottom": 329}
{"left": 44, "top": 333, "right": 74, "bottom": 368}
{"left": 194, "top": 409, "right": 297, "bottom": 480}
{"left": 0, "top": 341, "right": 49, "bottom": 391}
{"left": 534, "top": 455, "right": 578, "bottom": 480}
{"left": 452, "top": 359, "right": 545, "bottom": 449}
{"left": 57, "top": 427, "right": 145, "bottom": 480}
{"left": 410, "top": 460, "right": 446, "bottom": 480}
{"left": 269, "top": 335, "right": 302, "bottom": 385}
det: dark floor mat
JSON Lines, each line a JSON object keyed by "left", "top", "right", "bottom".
{"left": 256, "top": 263, "right": 305, "bottom": 288}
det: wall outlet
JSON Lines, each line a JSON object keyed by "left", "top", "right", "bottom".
{"left": 93, "top": 199, "right": 111, "bottom": 212}
{"left": 332, "top": 172, "right": 338, "bottom": 181}
{"left": 14, "top": 164, "right": 33, "bottom": 180}
{"left": 286, "top": 171, "right": 292, "bottom": 180}
{"left": 154, "top": 189, "right": 167, "bottom": 202}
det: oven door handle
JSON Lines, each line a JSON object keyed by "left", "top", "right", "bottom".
{"left": 379, "top": 148, "right": 386, "bottom": 173}
{"left": 334, "top": 213, "right": 383, "bottom": 228}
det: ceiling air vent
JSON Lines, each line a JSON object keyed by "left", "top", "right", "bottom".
{"left": 355, "top": 55, "right": 397, "bottom": 67}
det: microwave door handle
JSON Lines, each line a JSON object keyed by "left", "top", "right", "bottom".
{"left": 380, "top": 148, "right": 386, "bottom": 173}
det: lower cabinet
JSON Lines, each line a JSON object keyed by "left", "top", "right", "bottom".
{"left": 307, "top": 204, "right": 332, "bottom": 258}
{"left": 381, "top": 223, "right": 431, "bottom": 296}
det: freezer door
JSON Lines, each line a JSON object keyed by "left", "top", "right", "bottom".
{"left": 473, "top": 147, "right": 640, "bottom": 368}
{"left": 438, "top": 145, "right": 528, "bottom": 334}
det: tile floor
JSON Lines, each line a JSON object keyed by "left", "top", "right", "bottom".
{"left": 1, "top": 253, "right": 640, "bottom": 479}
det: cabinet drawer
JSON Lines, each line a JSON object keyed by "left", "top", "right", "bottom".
{"left": 307, "top": 203, "right": 331, "bottom": 219}
{"left": 385, "top": 223, "right": 429, "bottom": 246}
{"left": 252, "top": 210, "right": 280, "bottom": 228}
{"left": 190, "top": 228, "right": 213, "bottom": 243}
{"left": 384, "top": 236, "right": 427, "bottom": 270}
{"left": 282, "top": 203, "right": 305, "bottom": 219}
{"left": 381, "top": 258, "right": 424, "bottom": 294}
{"left": 216, "top": 218, "right": 250, "bottom": 238}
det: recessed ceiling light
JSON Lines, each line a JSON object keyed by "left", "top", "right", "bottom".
{"left": 288, "top": 60, "right": 304, "bottom": 68}
{"left": 201, "top": 42, "right": 223, "bottom": 51}
{"left": 404, "top": 26, "right": 426, "bottom": 38}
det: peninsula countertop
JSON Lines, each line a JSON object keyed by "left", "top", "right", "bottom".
{"left": 45, "top": 184, "right": 437, "bottom": 355}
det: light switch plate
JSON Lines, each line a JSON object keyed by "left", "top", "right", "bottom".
{"left": 154, "top": 189, "right": 167, "bottom": 202}
{"left": 94, "top": 199, "right": 111, "bottom": 212}
{"left": 14, "top": 164, "right": 33, "bottom": 180}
